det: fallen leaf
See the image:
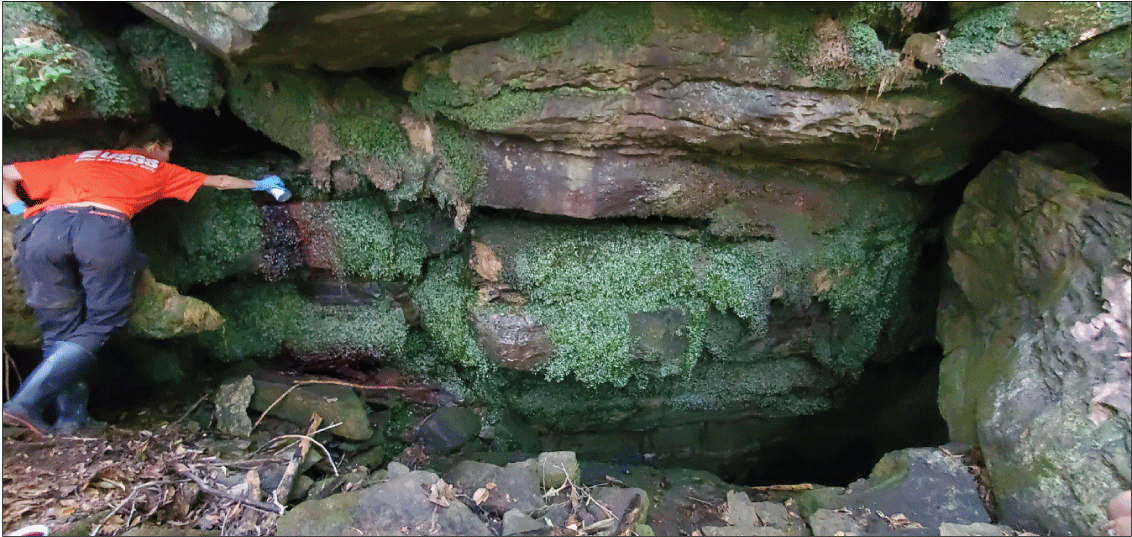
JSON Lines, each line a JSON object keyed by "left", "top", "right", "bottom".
{"left": 473, "top": 488, "right": 489, "bottom": 505}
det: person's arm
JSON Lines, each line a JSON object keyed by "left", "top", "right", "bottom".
{"left": 202, "top": 174, "right": 257, "bottom": 190}
{"left": 3, "top": 164, "right": 27, "bottom": 215}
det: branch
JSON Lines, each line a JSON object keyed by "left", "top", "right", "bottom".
{"left": 174, "top": 464, "right": 284, "bottom": 515}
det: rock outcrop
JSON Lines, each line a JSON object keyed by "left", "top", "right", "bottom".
{"left": 938, "top": 148, "right": 1131, "bottom": 535}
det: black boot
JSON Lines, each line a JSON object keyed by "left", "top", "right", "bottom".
{"left": 3, "top": 342, "right": 96, "bottom": 437}
{"left": 53, "top": 380, "right": 106, "bottom": 436}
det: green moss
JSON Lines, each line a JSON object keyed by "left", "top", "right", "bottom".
{"left": 467, "top": 213, "right": 920, "bottom": 387}
{"left": 2, "top": 4, "right": 148, "bottom": 124}
{"left": 227, "top": 67, "right": 319, "bottom": 153}
{"left": 69, "top": 30, "right": 150, "bottom": 118}
{"left": 409, "top": 67, "right": 551, "bottom": 132}
{"left": 134, "top": 189, "right": 262, "bottom": 290}
{"left": 313, "top": 198, "right": 426, "bottom": 281}
{"left": 943, "top": 2, "right": 1132, "bottom": 71}
{"left": 413, "top": 254, "right": 490, "bottom": 371}
{"left": 119, "top": 22, "right": 222, "bottom": 110}
{"left": 431, "top": 120, "right": 486, "bottom": 206}
{"left": 202, "top": 281, "right": 408, "bottom": 361}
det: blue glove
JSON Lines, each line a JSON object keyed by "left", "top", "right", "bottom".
{"left": 7, "top": 201, "right": 26, "bottom": 216}
{"left": 253, "top": 175, "right": 286, "bottom": 192}
{"left": 253, "top": 174, "right": 291, "bottom": 202}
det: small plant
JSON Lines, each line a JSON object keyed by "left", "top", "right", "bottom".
{"left": 2, "top": 36, "right": 84, "bottom": 123}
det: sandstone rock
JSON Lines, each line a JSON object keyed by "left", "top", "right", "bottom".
{"left": 249, "top": 373, "right": 374, "bottom": 440}
{"left": 443, "top": 459, "right": 544, "bottom": 515}
{"left": 832, "top": 447, "right": 991, "bottom": 530}
{"left": 721, "top": 490, "right": 808, "bottom": 535}
{"left": 938, "top": 150, "right": 1131, "bottom": 535}
{"left": 537, "top": 451, "right": 580, "bottom": 489}
{"left": 502, "top": 508, "right": 545, "bottom": 535}
{"left": 807, "top": 509, "right": 863, "bottom": 536}
{"left": 214, "top": 375, "right": 255, "bottom": 438}
{"left": 418, "top": 406, "right": 482, "bottom": 455}
{"left": 407, "top": 3, "right": 1001, "bottom": 184}
{"left": 136, "top": 2, "right": 587, "bottom": 70}
{"left": 471, "top": 309, "right": 554, "bottom": 371}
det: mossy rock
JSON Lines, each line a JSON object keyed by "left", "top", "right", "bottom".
{"left": 2, "top": 2, "right": 149, "bottom": 125}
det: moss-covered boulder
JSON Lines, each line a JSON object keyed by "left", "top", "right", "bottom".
{"left": 938, "top": 149, "right": 1131, "bottom": 535}
{"left": 2, "top": 1, "right": 149, "bottom": 125}
{"left": 940, "top": 2, "right": 1130, "bottom": 90}
{"left": 2, "top": 214, "right": 224, "bottom": 348}
{"left": 119, "top": 21, "right": 225, "bottom": 110}
{"left": 401, "top": 171, "right": 935, "bottom": 432}
{"left": 225, "top": 67, "right": 420, "bottom": 196}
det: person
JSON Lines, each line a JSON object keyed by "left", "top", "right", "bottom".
{"left": 1, "top": 123, "right": 289, "bottom": 437}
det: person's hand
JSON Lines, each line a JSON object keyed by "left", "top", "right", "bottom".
{"left": 253, "top": 175, "right": 286, "bottom": 192}
{"left": 6, "top": 200, "right": 26, "bottom": 215}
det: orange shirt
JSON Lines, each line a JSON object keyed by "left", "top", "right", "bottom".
{"left": 14, "top": 150, "right": 208, "bottom": 218}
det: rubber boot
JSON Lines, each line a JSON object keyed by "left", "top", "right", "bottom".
{"left": 53, "top": 380, "right": 106, "bottom": 436}
{"left": 2, "top": 342, "right": 96, "bottom": 437}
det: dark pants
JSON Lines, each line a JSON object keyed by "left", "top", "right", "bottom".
{"left": 13, "top": 206, "right": 146, "bottom": 354}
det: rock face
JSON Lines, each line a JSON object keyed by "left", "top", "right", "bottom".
{"left": 941, "top": 2, "right": 1130, "bottom": 91}
{"left": 937, "top": 149, "right": 1131, "bottom": 535}
{"left": 133, "top": 2, "right": 588, "bottom": 71}
{"left": 2, "top": 3, "right": 1130, "bottom": 528}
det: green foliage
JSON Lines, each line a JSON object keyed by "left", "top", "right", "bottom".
{"left": 119, "top": 23, "right": 223, "bottom": 110}
{"left": 3, "top": 39, "right": 74, "bottom": 92}
{"left": 413, "top": 254, "right": 490, "bottom": 371}
{"left": 134, "top": 189, "right": 262, "bottom": 290}
{"left": 69, "top": 30, "right": 150, "bottom": 118}
{"left": 313, "top": 198, "right": 427, "bottom": 281}
{"left": 201, "top": 281, "right": 409, "bottom": 361}
{"left": 2, "top": 37, "right": 83, "bottom": 122}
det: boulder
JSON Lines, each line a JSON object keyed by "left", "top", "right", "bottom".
{"left": 834, "top": 448, "right": 992, "bottom": 530}
{"left": 274, "top": 469, "right": 491, "bottom": 535}
{"left": 938, "top": 149, "right": 1131, "bottom": 535}
{"left": 443, "top": 459, "right": 544, "bottom": 515}
{"left": 134, "top": 2, "right": 588, "bottom": 70}
{"left": 248, "top": 372, "right": 374, "bottom": 440}
{"left": 941, "top": 2, "right": 1130, "bottom": 90}
{"left": 1020, "top": 27, "right": 1131, "bottom": 146}
{"left": 418, "top": 406, "right": 482, "bottom": 455}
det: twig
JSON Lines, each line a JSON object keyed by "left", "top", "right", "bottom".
{"left": 271, "top": 413, "right": 322, "bottom": 512}
{"left": 175, "top": 463, "right": 285, "bottom": 515}
{"left": 169, "top": 394, "right": 209, "bottom": 426}
{"left": 3, "top": 347, "right": 23, "bottom": 401}
{"left": 261, "top": 433, "right": 339, "bottom": 476}
{"left": 250, "top": 379, "right": 410, "bottom": 432}
{"left": 89, "top": 481, "right": 168, "bottom": 536}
